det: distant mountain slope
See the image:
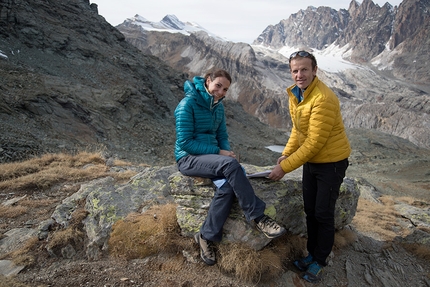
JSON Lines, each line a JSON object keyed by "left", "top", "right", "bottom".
{"left": 116, "top": 3, "right": 430, "bottom": 149}
{"left": 0, "top": 0, "right": 285, "bottom": 165}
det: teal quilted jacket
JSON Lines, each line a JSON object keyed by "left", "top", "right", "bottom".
{"left": 174, "top": 76, "right": 230, "bottom": 162}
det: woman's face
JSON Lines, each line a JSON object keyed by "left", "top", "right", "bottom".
{"left": 206, "top": 76, "right": 231, "bottom": 102}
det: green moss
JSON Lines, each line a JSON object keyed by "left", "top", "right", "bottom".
{"left": 264, "top": 205, "right": 277, "bottom": 219}
{"left": 104, "top": 205, "right": 121, "bottom": 223}
{"left": 91, "top": 197, "right": 100, "bottom": 209}
{"left": 178, "top": 211, "right": 201, "bottom": 234}
{"left": 276, "top": 188, "right": 288, "bottom": 197}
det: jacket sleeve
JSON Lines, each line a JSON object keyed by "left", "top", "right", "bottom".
{"left": 175, "top": 99, "right": 220, "bottom": 155}
{"left": 282, "top": 125, "right": 299, "bottom": 156}
{"left": 280, "top": 94, "right": 337, "bottom": 173}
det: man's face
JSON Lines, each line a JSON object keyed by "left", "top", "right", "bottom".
{"left": 289, "top": 57, "right": 317, "bottom": 89}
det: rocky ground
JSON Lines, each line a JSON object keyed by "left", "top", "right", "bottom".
{"left": 1, "top": 127, "right": 430, "bottom": 287}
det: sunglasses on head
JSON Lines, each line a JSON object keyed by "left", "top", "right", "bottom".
{"left": 289, "top": 50, "right": 312, "bottom": 59}
{"left": 288, "top": 51, "right": 317, "bottom": 66}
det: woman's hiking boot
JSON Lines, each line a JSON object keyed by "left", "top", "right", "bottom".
{"left": 194, "top": 232, "right": 216, "bottom": 265}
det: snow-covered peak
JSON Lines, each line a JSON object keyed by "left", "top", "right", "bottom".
{"left": 123, "top": 14, "right": 226, "bottom": 41}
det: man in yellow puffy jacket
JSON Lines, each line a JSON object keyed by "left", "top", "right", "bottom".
{"left": 269, "top": 50, "right": 351, "bottom": 283}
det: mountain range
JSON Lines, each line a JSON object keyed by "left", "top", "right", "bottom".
{"left": 0, "top": 0, "right": 429, "bottom": 164}
{"left": 117, "top": 0, "right": 429, "bottom": 149}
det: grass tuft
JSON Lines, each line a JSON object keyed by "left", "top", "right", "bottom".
{"left": 108, "top": 204, "right": 187, "bottom": 259}
{"left": 334, "top": 228, "right": 358, "bottom": 249}
{"left": 401, "top": 243, "right": 430, "bottom": 261}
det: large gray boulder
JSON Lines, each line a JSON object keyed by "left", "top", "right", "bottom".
{"left": 169, "top": 164, "right": 361, "bottom": 250}
{"left": 51, "top": 165, "right": 177, "bottom": 259}
{"left": 48, "top": 164, "right": 361, "bottom": 257}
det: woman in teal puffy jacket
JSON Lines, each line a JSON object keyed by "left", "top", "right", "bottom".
{"left": 174, "top": 69, "right": 286, "bottom": 266}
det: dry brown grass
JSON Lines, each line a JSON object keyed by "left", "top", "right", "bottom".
{"left": 4, "top": 236, "right": 40, "bottom": 267}
{"left": 0, "top": 275, "right": 30, "bottom": 287}
{"left": 352, "top": 195, "right": 403, "bottom": 240}
{"left": 108, "top": 203, "right": 188, "bottom": 259}
{"left": 0, "top": 198, "right": 60, "bottom": 219}
{"left": 45, "top": 207, "right": 88, "bottom": 253}
{"left": 218, "top": 242, "right": 282, "bottom": 282}
{"left": 0, "top": 205, "right": 28, "bottom": 218}
{"left": 3, "top": 152, "right": 429, "bottom": 285}
{"left": 0, "top": 152, "right": 138, "bottom": 192}
{"left": 402, "top": 243, "right": 430, "bottom": 261}
{"left": 217, "top": 234, "right": 308, "bottom": 283}
{"left": 46, "top": 228, "right": 85, "bottom": 251}
{"left": 109, "top": 201, "right": 344, "bottom": 284}
{"left": 108, "top": 203, "right": 311, "bottom": 283}
{"left": 334, "top": 228, "right": 358, "bottom": 249}
{"left": 352, "top": 194, "right": 430, "bottom": 261}
{"left": 1, "top": 206, "right": 89, "bottom": 268}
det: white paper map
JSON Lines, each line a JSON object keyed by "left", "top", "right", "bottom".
{"left": 246, "top": 170, "right": 271, "bottom": 178}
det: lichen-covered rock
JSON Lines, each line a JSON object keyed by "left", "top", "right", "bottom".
{"left": 51, "top": 165, "right": 177, "bottom": 259}
{"left": 169, "top": 164, "right": 361, "bottom": 250}
{"left": 49, "top": 163, "right": 361, "bottom": 256}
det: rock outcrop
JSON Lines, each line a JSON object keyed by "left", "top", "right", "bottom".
{"left": 170, "top": 164, "right": 360, "bottom": 250}
{"left": 45, "top": 164, "right": 360, "bottom": 258}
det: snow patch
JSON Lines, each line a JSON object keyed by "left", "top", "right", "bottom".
{"left": 276, "top": 43, "right": 361, "bottom": 73}
{"left": 0, "top": 50, "right": 7, "bottom": 59}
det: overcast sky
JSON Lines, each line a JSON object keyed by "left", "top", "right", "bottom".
{"left": 95, "top": 0, "right": 403, "bottom": 43}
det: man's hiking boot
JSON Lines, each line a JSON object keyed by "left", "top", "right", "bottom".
{"left": 194, "top": 232, "right": 216, "bottom": 265}
{"left": 255, "top": 215, "right": 286, "bottom": 238}
{"left": 303, "top": 261, "right": 323, "bottom": 283}
{"left": 293, "top": 254, "right": 314, "bottom": 271}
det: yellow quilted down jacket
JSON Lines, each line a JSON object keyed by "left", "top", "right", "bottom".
{"left": 280, "top": 76, "right": 351, "bottom": 173}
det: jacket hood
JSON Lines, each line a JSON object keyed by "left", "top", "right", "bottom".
{"left": 184, "top": 76, "right": 224, "bottom": 108}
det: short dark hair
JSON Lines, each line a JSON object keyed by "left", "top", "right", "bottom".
{"left": 289, "top": 51, "right": 317, "bottom": 69}
{"left": 204, "top": 69, "right": 232, "bottom": 84}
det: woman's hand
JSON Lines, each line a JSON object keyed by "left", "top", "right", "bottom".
{"left": 219, "top": 149, "right": 236, "bottom": 158}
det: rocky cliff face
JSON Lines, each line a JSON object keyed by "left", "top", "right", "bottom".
{"left": 0, "top": 0, "right": 184, "bottom": 164}
{"left": 255, "top": 6, "right": 350, "bottom": 51}
{"left": 0, "top": 0, "right": 287, "bottom": 165}
{"left": 255, "top": 0, "right": 430, "bottom": 84}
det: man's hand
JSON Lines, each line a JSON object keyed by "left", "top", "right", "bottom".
{"left": 268, "top": 164, "right": 286, "bottom": 181}
{"left": 277, "top": 155, "right": 287, "bottom": 164}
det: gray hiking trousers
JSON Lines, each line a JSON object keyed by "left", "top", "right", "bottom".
{"left": 177, "top": 154, "right": 266, "bottom": 242}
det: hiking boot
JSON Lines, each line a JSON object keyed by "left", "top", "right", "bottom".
{"left": 303, "top": 261, "right": 323, "bottom": 283}
{"left": 293, "top": 254, "right": 314, "bottom": 271}
{"left": 194, "top": 232, "right": 216, "bottom": 265}
{"left": 255, "top": 215, "right": 286, "bottom": 238}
